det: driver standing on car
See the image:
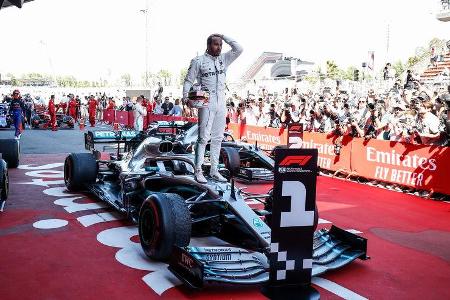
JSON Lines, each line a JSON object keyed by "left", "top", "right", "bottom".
{"left": 183, "top": 34, "right": 243, "bottom": 183}
{"left": 9, "top": 90, "right": 26, "bottom": 139}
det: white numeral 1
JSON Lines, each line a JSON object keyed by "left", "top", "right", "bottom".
{"left": 280, "top": 181, "right": 314, "bottom": 227}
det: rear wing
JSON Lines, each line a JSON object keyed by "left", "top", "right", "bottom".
{"left": 84, "top": 130, "right": 140, "bottom": 151}
{"left": 147, "top": 121, "right": 196, "bottom": 138}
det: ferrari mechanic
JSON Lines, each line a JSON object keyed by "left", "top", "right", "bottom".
{"left": 183, "top": 34, "right": 243, "bottom": 184}
{"left": 48, "top": 95, "right": 57, "bottom": 131}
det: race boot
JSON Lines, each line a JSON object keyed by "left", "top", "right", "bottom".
{"left": 210, "top": 170, "right": 228, "bottom": 183}
{"left": 194, "top": 169, "right": 207, "bottom": 184}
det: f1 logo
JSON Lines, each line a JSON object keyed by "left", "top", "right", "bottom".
{"left": 279, "top": 156, "right": 312, "bottom": 166}
{"left": 289, "top": 125, "right": 302, "bottom": 132}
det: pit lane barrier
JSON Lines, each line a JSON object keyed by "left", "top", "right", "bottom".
{"left": 227, "top": 123, "right": 450, "bottom": 196}
{"left": 102, "top": 109, "right": 197, "bottom": 130}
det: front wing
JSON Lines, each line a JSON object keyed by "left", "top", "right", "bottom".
{"left": 235, "top": 167, "right": 274, "bottom": 183}
{"left": 169, "top": 226, "right": 368, "bottom": 288}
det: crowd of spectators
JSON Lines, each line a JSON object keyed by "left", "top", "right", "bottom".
{"left": 224, "top": 82, "right": 450, "bottom": 146}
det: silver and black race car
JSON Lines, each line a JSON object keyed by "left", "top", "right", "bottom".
{"left": 132, "top": 121, "right": 275, "bottom": 183}
{"left": 66, "top": 130, "right": 368, "bottom": 288}
{"left": 0, "top": 139, "right": 20, "bottom": 211}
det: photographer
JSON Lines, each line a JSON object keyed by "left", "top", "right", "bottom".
{"left": 267, "top": 103, "right": 280, "bottom": 127}
{"left": 412, "top": 102, "right": 443, "bottom": 145}
{"left": 280, "top": 102, "right": 293, "bottom": 127}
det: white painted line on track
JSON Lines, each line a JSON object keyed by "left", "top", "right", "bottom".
{"left": 318, "top": 218, "right": 331, "bottom": 224}
{"left": 345, "top": 229, "right": 363, "bottom": 234}
{"left": 312, "top": 277, "right": 368, "bottom": 300}
{"left": 142, "top": 268, "right": 181, "bottom": 296}
{"left": 77, "top": 212, "right": 123, "bottom": 227}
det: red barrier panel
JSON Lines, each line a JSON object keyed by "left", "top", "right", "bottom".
{"left": 146, "top": 114, "right": 198, "bottom": 123}
{"left": 103, "top": 109, "right": 115, "bottom": 124}
{"left": 227, "top": 123, "right": 287, "bottom": 150}
{"left": 351, "top": 138, "right": 450, "bottom": 194}
{"left": 227, "top": 123, "right": 450, "bottom": 194}
{"left": 227, "top": 123, "right": 352, "bottom": 172}
{"left": 303, "top": 132, "right": 352, "bottom": 172}
{"left": 115, "top": 111, "right": 128, "bottom": 126}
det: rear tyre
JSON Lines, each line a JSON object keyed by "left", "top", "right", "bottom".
{"left": 0, "top": 139, "right": 20, "bottom": 168}
{"left": 64, "top": 153, "right": 97, "bottom": 192}
{"left": 139, "top": 193, "right": 191, "bottom": 261}
{"left": 220, "top": 146, "right": 241, "bottom": 177}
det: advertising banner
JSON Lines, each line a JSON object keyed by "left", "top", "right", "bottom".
{"left": 302, "top": 132, "right": 352, "bottom": 172}
{"left": 227, "top": 123, "right": 351, "bottom": 172}
{"left": 228, "top": 123, "right": 287, "bottom": 150}
{"left": 351, "top": 138, "right": 450, "bottom": 194}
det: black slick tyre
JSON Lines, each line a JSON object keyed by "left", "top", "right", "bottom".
{"left": 0, "top": 139, "right": 20, "bottom": 168}
{"left": 64, "top": 153, "right": 97, "bottom": 192}
{"left": 220, "top": 146, "right": 241, "bottom": 177}
{"left": 0, "top": 162, "right": 8, "bottom": 201}
{"left": 139, "top": 193, "right": 191, "bottom": 261}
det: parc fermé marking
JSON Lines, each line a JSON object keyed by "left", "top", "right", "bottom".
{"left": 16, "top": 162, "right": 368, "bottom": 299}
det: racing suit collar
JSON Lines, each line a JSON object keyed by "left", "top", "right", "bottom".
{"left": 205, "top": 52, "right": 219, "bottom": 60}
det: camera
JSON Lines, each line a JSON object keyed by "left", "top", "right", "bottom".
{"left": 407, "top": 126, "right": 417, "bottom": 135}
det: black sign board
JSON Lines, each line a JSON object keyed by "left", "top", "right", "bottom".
{"left": 263, "top": 147, "right": 319, "bottom": 299}
{"left": 287, "top": 123, "right": 303, "bottom": 148}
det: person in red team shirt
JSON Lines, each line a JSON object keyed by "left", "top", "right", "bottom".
{"left": 59, "top": 99, "right": 67, "bottom": 115}
{"left": 106, "top": 98, "right": 115, "bottom": 110}
{"left": 48, "top": 95, "right": 57, "bottom": 131}
{"left": 147, "top": 97, "right": 156, "bottom": 113}
{"left": 88, "top": 96, "right": 97, "bottom": 127}
{"left": 68, "top": 95, "right": 77, "bottom": 122}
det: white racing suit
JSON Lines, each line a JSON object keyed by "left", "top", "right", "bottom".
{"left": 133, "top": 103, "right": 147, "bottom": 131}
{"left": 183, "top": 36, "right": 243, "bottom": 173}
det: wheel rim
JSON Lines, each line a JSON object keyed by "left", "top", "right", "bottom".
{"left": 140, "top": 202, "right": 159, "bottom": 247}
{"left": 64, "top": 158, "right": 72, "bottom": 186}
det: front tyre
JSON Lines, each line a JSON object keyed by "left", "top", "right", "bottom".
{"left": 139, "top": 193, "right": 191, "bottom": 261}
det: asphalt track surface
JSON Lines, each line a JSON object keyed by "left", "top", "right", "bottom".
{"left": 1, "top": 126, "right": 450, "bottom": 299}
{"left": 0, "top": 124, "right": 111, "bottom": 154}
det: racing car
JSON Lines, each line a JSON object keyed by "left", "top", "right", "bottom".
{"left": 131, "top": 121, "right": 275, "bottom": 183}
{"left": 0, "top": 103, "right": 12, "bottom": 129}
{"left": 66, "top": 129, "right": 368, "bottom": 288}
{"left": 31, "top": 110, "right": 75, "bottom": 129}
{"left": 0, "top": 139, "right": 20, "bottom": 211}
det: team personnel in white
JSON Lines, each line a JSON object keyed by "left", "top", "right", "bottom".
{"left": 133, "top": 96, "right": 147, "bottom": 131}
{"left": 183, "top": 34, "right": 243, "bottom": 183}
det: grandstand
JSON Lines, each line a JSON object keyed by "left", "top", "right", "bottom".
{"left": 241, "top": 52, "right": 315, "bottom": 82}
{"left": 420, "top": 50, "right": 450, "bottom": 83}
{"left": 436, "top": 0, "right": 450, "bottom": 22}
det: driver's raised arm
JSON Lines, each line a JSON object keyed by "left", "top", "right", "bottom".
{"left": 222, "top": 35, "right": 243, "bottom": 67}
